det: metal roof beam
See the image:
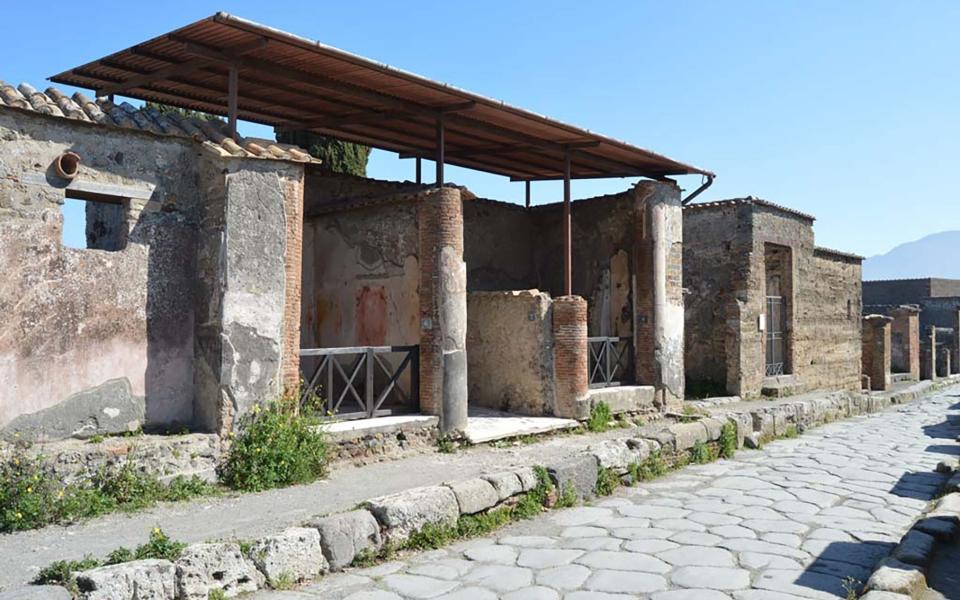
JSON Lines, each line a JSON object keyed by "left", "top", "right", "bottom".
{"left": 174, "top": 40, "right": 646, "bottom": 176}
{"left": 100, "top": 38, "right": 268, "bottom": 96}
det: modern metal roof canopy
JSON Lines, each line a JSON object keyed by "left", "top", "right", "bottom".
{"left": 51, "top": 12, "right": 712, "bottom": 183}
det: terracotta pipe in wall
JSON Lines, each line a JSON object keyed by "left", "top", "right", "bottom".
{"left": 54, "top": 151, "right": 81, "bottom": 180}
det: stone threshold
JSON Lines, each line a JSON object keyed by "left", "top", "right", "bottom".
{"left": 462, "top": 408, "right": 579, "bottom": 444}
{"left": 15, "top": 379, "right": 960, "bottom": 599}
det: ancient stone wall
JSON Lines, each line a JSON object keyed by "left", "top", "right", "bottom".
{"left": 863, "top": 279, "right": 935, "bottom": 305}
{"left": 683, "top": 200, "right": 861, "bottom": 398}
{"left": 466, "top": 290, "right": 555, "bottom": 415}
{"left": 462, "top": 199, "right": 538, "bottom": 292}
{"left": 916, "top": 296, "right": 960, "bottom": 330}
{"left": 530, "top": 193, "right": 635, "bottom": 337}
{"left": 889, "top": 306, "right": 921, "bottom": 378}
{"left": 301, "top": 200, "right": 420, "bottom": 350}
{"left": 682, "top": 203, "right": 752, "bottom": 392}
{"left": 799, "top": 249, "right": 863, "bottom": 391}
{"left": 0, "top": 108, "right": 200, "bottom": 439}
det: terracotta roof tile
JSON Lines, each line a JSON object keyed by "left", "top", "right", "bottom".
{"left": 0, "top": 80, "right": 320, "bottom": 165}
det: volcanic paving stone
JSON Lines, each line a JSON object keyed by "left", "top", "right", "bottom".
{"left": 252, "top": 387, "right": 960, "bottom": 599}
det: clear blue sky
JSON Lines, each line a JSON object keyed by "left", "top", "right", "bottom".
{"left": 7, "top": 1, "right": 958, "bottom": 256}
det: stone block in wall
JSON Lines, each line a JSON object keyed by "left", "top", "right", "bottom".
{"left": 306, "top": 509, "right": 382, "bottom": 571}
{"left": 248, "top": 527, "right": 327, "bottom": 586}
{"left": 446, "top": 478, "right": 499, "bottom": 515}
{"left": 547, "top": 454, "right": 599, "bottom": 501}
{"left": 76, "top": 559, "right": 175, "bottom": 600}
{"left": 365, "top": 485, "right": 459, "bottom": 543}
{"left": 175, "top": 543, "right": 264, "bottom": 600}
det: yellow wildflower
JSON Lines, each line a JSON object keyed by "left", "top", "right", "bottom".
{"left": 26, "top": 487, "right": 32, "bottom": 493}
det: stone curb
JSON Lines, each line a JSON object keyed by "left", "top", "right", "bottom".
{"left": 862, "top": 488, "right": 960, "bottom": 598}
{"left": 59, "top": 379, "right": 960, "bottom": 599}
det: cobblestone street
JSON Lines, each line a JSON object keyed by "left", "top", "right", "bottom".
{"left": 253, "top": 389, "right": 960, "bottom": 600}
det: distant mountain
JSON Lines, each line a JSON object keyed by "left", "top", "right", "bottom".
{"left": 863, "top": 231, "right": 960, "bottom": 280}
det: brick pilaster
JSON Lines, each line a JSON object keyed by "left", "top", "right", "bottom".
{"left": 552, "top": 295, "right": 589, "bottom": 419}
{"left": 280, "top": 172, "right": 305, "bottom": 394}
{"left": 861, "top": 315, "right": 892, "bottom": 390}
{"left": 889, "top": 305, "right": 920, "bottom": 381}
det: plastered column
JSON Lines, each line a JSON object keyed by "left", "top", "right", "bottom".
{"left": 889, "top": 305, "right": 920, "bottom": 381}
{"left": 552, "top": 295, "right": 589, "bottom": 419}
{"left": 954, "top": 308, "right": 960, "bottom": 374}
{"left": 861, "top": 315, "right": 892, "bottom": 391}
{"left": 921, "top": 326, "right": 937, "bottom": 381}
{"left": 633, "top": 180, "right": 684, "bottom": 410}
{"left": 418, "top": 187, "right": 467, "bottom": 432}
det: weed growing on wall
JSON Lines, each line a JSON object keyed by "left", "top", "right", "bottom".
{"left": 691, "top": 440, "right": 716, "bottom": 464}
{"left": 218, "top": 395, "right": 330, "bottom": 492}
{"left": 587, "top": 402, "right": 613, "bottom": 433}
{"left": 0, "top": 448, "right": 216, "bottom": 533}
{"left": 595, "top": 467, "right": 620, "bottom": 496}
{"left": 719, "top": 421, "right": 738, "bottom": 458}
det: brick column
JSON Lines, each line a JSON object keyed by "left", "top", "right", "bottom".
{"left": 418, "top": 187, "right": 468, "bottom": 432}
{"left": 861, "top": 315, "right": 892, "bottom": 391}
{"left": 280, "top": 172, "right": 305, "bottom": 393}
{"left": 632, "top": 180, "right": 684, "bottom": 411}
{"left": 889, "top": 305, "right": 920, "bottom": 381}
{"left": 553, "top": 295, "right": 589, "bottom": 419}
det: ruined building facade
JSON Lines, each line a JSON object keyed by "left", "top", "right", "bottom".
{"left": 0, "top": 89, "right": 309, "bottom": 440}
{"left": 683, "top": 198, "right": 863, "bottom": 399}
{"left": 0, "top": 85, "right": 686, "bottom": 441}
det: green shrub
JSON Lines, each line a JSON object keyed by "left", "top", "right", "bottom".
{"left": 690, "top": 440, "right": 715, "bottom": 464}
{"left": 556, "top": 482, "right": 578, "bottom": 508}
{"left": 208, "top": 589, "right": 228, "bottom": 600}
{"left": 33, "top": 556, "right": 100, "bottom": 586}
{"left": 587, "top": 402, "right": 613, "bottom": 433}
{"left": 634, "top": 450, "right": 669, "bottom": 482}
{"left": 595, "top": 467, "right": 620, "bottom": 496}
{"left": 218, "top": 397, "right": 330, "bottom": 492}
{"left": 37, "top": 528, "right": 185, "bottom": 587}
{"left": 0, "top": 446, "right": 217, "bottom": 533}
{"left": 719, "top": 422, "right": 738, "bottom": 459}
{"left": 782, "top": 424, "right": 799, "bottom": 439}
{"left": 135, "top": 527, "right": 186, "bottom": 561}
{"left": 436, "top": 436, "right": 456, "bottom": 454}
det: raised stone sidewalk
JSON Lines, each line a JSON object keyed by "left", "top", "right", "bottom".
{"left": 253, "top": 385, "right": 960, "bottom": 600}
{"left": 2, "top": 379, "right": 957, "bottom": 597}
